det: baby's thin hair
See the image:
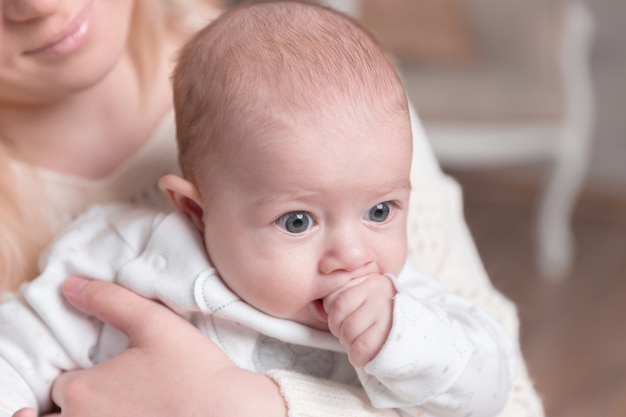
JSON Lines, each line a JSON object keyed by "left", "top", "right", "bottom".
{"left": 172, "top": 0, "right": 408, "bottom": 186}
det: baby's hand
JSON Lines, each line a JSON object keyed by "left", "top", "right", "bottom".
{"left": 11, "top": 408, "right": 44, "bottom": 417}
{"left": 323, "top": 274, "right": 396, "bottom": 368}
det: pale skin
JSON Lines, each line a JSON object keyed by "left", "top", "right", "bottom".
{"left": 14, "top": 277, "right": 287, "bottom": 417}
{"left": 161, "top": 103, "right": 412, "bottom": 367}
{"left": 0, "top": 0, "right": 174, "bottom": 178}
{"left": 1, "top": 0, "right": 286, "bottom": 415}
{"left": 15, "top": 102, "right": 412, "bottom": 416}
{"left": 4, "top": 0, "right": 411, "bottom": 414}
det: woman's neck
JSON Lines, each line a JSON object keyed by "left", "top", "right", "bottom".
{"left": 0, "top": 47, "right": 174, "bottom": 180}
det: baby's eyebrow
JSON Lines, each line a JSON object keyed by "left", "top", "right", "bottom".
{"left": 250, "top": 175, "right": 411, "bottom": 207}
{"left": 385, "top": 181, "right": 412, "bottom": 193}
{"left": 252, "top": 190, "right": 321, "bottom": 207}
{"left": 370, "top": 179, "right": 412, "bottom": 198}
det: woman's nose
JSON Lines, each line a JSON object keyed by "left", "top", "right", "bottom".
{"left": 3, "top": 0, "right": 59, "bottom": 23}
{"left": 319, "top": 227, "right": 374, "bottom": 275}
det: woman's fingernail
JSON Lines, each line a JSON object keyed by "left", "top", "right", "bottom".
{"left": 62, "top": 276, "right": 90, "bottom": 294}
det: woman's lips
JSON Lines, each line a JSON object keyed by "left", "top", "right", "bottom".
{"left": 24, "top": 2, "right": 93, "bottom": 57}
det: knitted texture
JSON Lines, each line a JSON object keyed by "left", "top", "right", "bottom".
{"left": 267, "top": 370, "right": 400, "bottom": 417}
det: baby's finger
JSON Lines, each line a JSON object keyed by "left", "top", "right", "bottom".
{"left": 336, "top": 302, "right": 378, "bottom": 346}
{"left": 322, "top": 276, "right": 367, "bottom": 313}
{"left": 346, "top": 324, "right": 388, "bottom": 368}
{"left": 11, "top": 408, "right": 38, "bottom": 417}
{"left": 325, "top": 285, "right": 367, "bottom": 337}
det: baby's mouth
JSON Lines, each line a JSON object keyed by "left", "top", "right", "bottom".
{"left": 313, "top": 299, "right": 328, "bottom": 321}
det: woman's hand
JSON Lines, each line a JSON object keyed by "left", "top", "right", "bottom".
{"left": 47, "top": 277, "right": 286, "bottom": 417}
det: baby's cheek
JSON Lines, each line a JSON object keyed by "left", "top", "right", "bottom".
{"left": 249, "top": 281, "right": 308, "bottom": 317}
{"left": 386, "top": 244, "right": 408, "bottom": 277}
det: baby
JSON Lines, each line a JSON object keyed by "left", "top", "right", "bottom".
{"left": 0, "top": 2, "right": 514, "bottom": 416}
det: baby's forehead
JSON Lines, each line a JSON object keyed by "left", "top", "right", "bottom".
{"left": 232, "top": 101, "right": 410, "bottom": 148}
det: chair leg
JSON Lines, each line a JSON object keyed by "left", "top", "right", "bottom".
{"left": 536, "top": 141, "right": 583, "bottom": 281}
{"left": 536, "top": 0, "right": 595, "bottom": 281}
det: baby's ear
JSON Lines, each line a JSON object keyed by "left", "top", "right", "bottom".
{"left": 159, "top": 174, "right": 205, "bottom": 232}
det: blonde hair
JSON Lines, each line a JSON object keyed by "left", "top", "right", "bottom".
{"left": 0, "top": 0, "right": 206, "bottom": 292}
{"left": 172, "top": 0, "right": 408, "bottom": 189}
{"left": 0, "top": 152, "right": 50, "bottom": 292}
{"left": 130, "top": 0, "right": 210, "bottom": 93}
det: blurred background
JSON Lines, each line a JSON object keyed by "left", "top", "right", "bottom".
{"left": 324, "top": 1, "right": 625, "bottom": 416}
{"left": 221, "top": 0, "right": 625, "bottom": 415}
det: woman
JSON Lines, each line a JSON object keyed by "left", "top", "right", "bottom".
{"left": 1, "top": 1, "right": 544, "bottom": 416}
{"left": 1, "top": 0, "right": 398, "bottom": 415}
{"left": 0, "top": 0, "right": 191, "bottom": 292}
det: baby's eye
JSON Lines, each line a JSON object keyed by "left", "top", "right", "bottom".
{"left": 365, "top": 202, "right": 392, "bottom": 223}
{"left": 276, "top": 211, "right": 314, "bottom": 234}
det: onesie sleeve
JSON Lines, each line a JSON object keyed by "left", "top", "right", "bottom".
{"left": 0, "top": 204, "right": 160, "bottom": 416}
{"left": 0, "top": 293, "right": 77, "bottom": 415}
{"left": 0, "top": 357, "right": 38, "bottom": 416}
{"left": 406, "top": 169, "right": 544, "bottom": 417}
{"left": 355, "top": 264, "right": 515, "bottom": 417}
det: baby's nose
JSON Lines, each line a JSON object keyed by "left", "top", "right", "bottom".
{"left": 318, "top": 228, "right": 374, "bottom": 275}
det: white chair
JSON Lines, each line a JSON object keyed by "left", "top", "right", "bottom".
{"left": 327, "top": 0, "right": 592, "bottom": 282}
{"left": 398, "top": 0, "right": 595, "bottom": 281}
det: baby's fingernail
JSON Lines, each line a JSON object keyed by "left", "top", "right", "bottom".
{"left": 62, "top": 276, "right": 90, "bottom": 294}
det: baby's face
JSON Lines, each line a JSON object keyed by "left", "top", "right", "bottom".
{"left": 201, "top": 106, "right": 412, "bottom": 331}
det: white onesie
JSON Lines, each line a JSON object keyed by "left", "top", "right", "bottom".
{"left": 0, "top": 204, "right": 514, "bottom": 417}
